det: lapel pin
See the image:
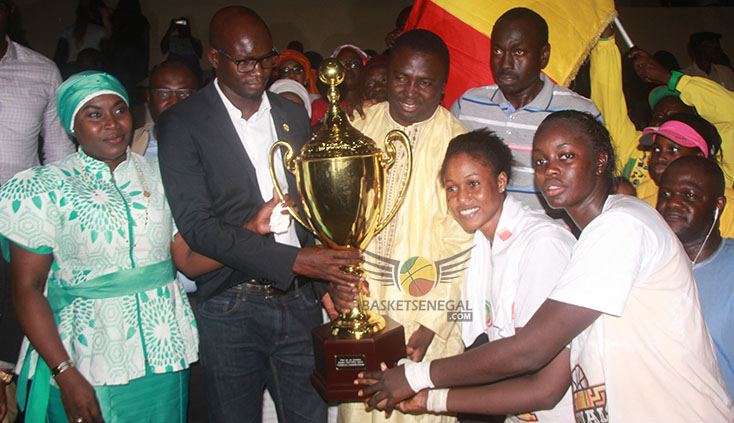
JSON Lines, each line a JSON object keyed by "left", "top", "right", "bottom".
{"left": 283, "top": 123, "right": 290, "bottom": 132}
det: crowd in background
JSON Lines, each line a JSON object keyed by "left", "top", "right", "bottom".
{"left": 1, "top": 0, "right": 734, "bottom": 422}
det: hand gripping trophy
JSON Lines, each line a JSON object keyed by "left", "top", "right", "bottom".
{"left": 269, "top": 58, "right": 412, "bottom": 401}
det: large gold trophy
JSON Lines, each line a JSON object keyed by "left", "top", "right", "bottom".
{"left": 269, "top": 58, "right": 411, "bottom": 401}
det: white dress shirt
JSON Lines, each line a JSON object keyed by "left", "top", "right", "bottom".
{"left": 214, "top": 78, "right": 300, "bottom": 248}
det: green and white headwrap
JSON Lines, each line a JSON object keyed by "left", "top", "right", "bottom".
{"left": 56, "top": 71, "right": 129, "bottom": 135}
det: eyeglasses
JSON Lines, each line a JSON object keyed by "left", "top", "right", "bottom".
{"left": 278, "top": 64, "right": 304, "bottom": 75}
{"left": 342, "top": 59, "right": 362, "bottom": 70}
{"left": 216, "top": 48, "right": 280, "bottom": 73}
{"left": 150, "top": 88, "right": 195, "bottom": 100}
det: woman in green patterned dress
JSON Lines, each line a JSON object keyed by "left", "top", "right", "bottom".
{"left": 0, "top": 71, "right": 205, "bottom": 423}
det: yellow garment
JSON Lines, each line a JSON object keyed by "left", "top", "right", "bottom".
{"left": 637, "top": 178, "right": 658, "bottom": 206}
{"left": 590, "top": 37, "right": 734, "bottom": 187}
{"left": 720, "top": 189, "right": 734, "bottom": 238}
{"left": 640, "top": 185, "right": 734, "bottom": 239}
{"left": 338, "top": 102, "right": 472, "bottom": 423}
{"left": 590, "top": 37, "right": 648, "bottom": 186}
{"left": 677, "top": 74, "right": 734, "bottom": 184}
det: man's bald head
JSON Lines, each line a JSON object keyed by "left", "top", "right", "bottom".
{"left": 209, "top": 6, "right": 271, "bottom": 49}
{"left": 494, "top": 7, "right": 548, "bottom": 50}
{"left": 207, "top": 6, "right": 275, "bottom": 106}
{"left": 665, "top": 156, "right": 725, "bottom": 199}
{"left": 657, "top": 156, "right": 726, "bottom": 246}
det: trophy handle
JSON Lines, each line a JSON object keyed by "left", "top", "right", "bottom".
{"left": 269, "top": 141, "right": 314, "bottom": 233}
{"left": 373, "top": 129, "right": 412, "bottom": 235}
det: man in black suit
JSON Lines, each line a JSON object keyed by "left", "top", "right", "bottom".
{"left": 157, "top": 6, "right": 361, "bottom": 423}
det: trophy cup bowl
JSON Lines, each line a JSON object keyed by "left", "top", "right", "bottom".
{"left": 268, "top": 58, "right": 412, "bottom": 401}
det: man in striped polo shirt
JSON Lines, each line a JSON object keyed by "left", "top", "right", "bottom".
{"left": 451, "top": 7, "right": 601, "bottom": 224}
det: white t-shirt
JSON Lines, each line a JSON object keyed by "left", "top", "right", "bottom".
{"left": 550, "top": 195, "right": 733, "bottom": 422}
{"left": 463, "top": 194, "right": 577, "bottom": 422}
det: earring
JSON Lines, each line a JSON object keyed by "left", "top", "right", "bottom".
{"left": 596, "top": 168, "right": 603, "bottom": 175}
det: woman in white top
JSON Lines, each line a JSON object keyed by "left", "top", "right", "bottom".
{"left": 442, "top": 129, "right": 576, "bottom": 422}
{"left": 359, "top": 111, "right": 733, "bottom": 422}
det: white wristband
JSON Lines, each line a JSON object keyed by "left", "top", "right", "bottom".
{"left": 426, "top": 388, "right": 449, "bottom": 413}
{"left": 398, "top": 358, "right": 434, "bottom": 393}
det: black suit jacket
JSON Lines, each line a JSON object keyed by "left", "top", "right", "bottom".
{"left": 158, "top": 81, "right": 314, "bottom": 301}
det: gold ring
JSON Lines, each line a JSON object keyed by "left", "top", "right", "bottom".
{"left": 73, "top": 418, "right": 84, "bottom": 423}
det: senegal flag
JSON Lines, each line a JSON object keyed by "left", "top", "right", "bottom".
{"left": 405, "top": 0, "right": 617, "bottom": 107}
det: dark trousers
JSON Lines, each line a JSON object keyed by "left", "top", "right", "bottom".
{"left": 197, "top": 283, "right": 327, "bottom": 423}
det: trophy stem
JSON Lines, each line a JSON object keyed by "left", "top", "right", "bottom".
{"left": 331, "top": 264, "right": 386, "bottom": 339}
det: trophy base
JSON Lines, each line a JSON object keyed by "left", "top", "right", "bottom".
{"left": 312, "top": 316, "right": 406, "bottom": 402}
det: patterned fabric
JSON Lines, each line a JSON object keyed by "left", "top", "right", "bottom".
{"left": 339, "top": 102, "right": 472, "bottom": 423}
{"left": 0, "top": 151, "right": 198, "bottom": 386}
{"left": 0, "top": 36, "right": 74, "bottom": 185}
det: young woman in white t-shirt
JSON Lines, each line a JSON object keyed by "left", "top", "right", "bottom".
{"left": 357, "top": 111, "right": 733, "bottom": 422}
{"left": 440, "top": 129, "right": 576, "bottom": 422}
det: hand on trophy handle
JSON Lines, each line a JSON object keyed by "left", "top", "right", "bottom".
{"left": 242, "top": 189, "right": 293, "bottom": 235}
{"left": 293, "top": 245, "right": 364, "bottom": 286}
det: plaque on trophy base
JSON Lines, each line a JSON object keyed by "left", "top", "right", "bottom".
{"left": 311, "top": 316, "right": 406, "bottom": 402}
